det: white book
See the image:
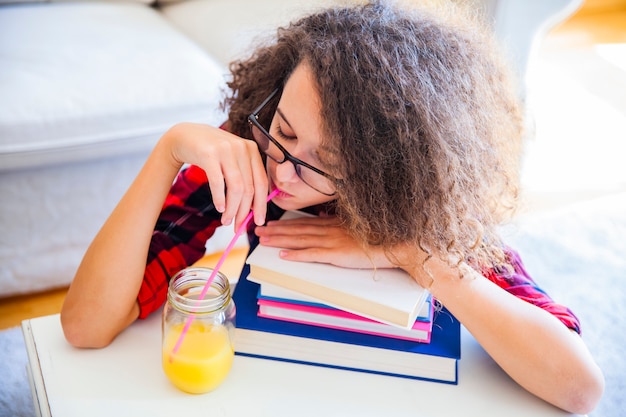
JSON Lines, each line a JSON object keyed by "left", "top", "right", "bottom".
{"left": 247, "top": 210, "right": 430, "bottom": 329}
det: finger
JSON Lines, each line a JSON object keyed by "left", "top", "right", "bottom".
{"left": 260, "top": 221, "right": 339, "bottom": 238}
{"left": 278, "top": 247, "right": 326, "bottom": 263}
{"left": 204, "top": 163, "right": 226, "bottom": 214}
{"left": 220, "top": 151, "right": 245, "bottom": 226}
{"left": 234, "top": 193, "right": 254, "bottom": 230}
{"left": 249, "top": 143, "right": 269, "bottom": 226}
{"left": 259, "top": 233, "right": 333, "bottom": 250}
{"left": 232, "top": 145, "right": 257, "bottom": 230}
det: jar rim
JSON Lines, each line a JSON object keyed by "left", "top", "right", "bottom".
{"left": 167, "top": 267, "right": 231, "bottom": 314}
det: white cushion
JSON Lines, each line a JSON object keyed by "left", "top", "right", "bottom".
{"left": 160, "top": 0, "right": 346, "bottom": 67}
{"left": 0, "top": 153, "right": 148, "bottom": 297}
{"left": 0, "top": 1, "right": 228, "bottom": 170}
{"left": 0, "top": 0, "right": 43, "bottom": 5}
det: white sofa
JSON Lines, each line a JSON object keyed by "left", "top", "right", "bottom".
{"left": 0, "top": 0, "right": 581, "bottom": 298}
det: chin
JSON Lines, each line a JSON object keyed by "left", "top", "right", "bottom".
{"left": 271, "top": 196, "right": 306, "bottom": 212}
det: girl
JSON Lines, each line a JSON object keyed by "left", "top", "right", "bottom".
{"left": 61, "top": 1, "right": 603, "bottom": 413}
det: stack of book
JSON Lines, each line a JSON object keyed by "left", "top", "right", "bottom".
{"left": 232, "top": 211, "right": 461, "bottom": 384}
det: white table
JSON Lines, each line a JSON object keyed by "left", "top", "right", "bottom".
{"left": 22, "top": 313, "right": 579, "bottom": 417}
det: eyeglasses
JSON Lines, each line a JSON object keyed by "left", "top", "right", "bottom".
{"left": 248, "top": 89, "right": 337, "bottom": 196}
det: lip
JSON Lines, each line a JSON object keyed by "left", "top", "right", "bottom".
{"left": 270, "top": 183, "right": 292, "bottom": 199}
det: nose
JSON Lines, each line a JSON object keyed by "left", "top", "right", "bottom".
{"left": 272, "top": 158, "right": 299, "bottom": 184}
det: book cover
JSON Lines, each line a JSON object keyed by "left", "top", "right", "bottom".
{"left": 246, "top": 211, "right": 430, "bottom": 329}
{"left": 257, "top": 298, "right": 433, "bottom": 343}
{"left": 233, "top": 268, "right": 461, "bottom": 384}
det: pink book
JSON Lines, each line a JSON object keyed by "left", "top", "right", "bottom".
{"left": 258, "top": 298, "right": 433, "bottom": 343}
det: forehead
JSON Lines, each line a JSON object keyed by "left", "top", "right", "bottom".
{"left": 280, "top": 63, "right": 320, "bottom": 120}
{"left": 279, "top": 63, "right": 323, "bottom": 139}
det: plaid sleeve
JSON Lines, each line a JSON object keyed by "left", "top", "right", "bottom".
{"left": 136, "top": 164, "right": 222, "bottom": 319}
{"left": 485, "top": 248, "right": 581, "bottom": 335}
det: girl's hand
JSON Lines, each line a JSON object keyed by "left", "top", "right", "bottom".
{"left": 255, "top": 215, "right": 396, "bottom": 269}
{"left": 165, "top": 123, "right": 269, "bottom": 228}
{"left": 255, "top": 214, "right": 446, "bottom": 288}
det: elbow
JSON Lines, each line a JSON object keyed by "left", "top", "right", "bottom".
{"left": 60, "top": 308, "right": 117, "bottom": 349}
{"left": 560, "top": 364, "right": 605, "bottom": 415}
{"left": 60, "top": 295, "right": 139, "bottom": 349}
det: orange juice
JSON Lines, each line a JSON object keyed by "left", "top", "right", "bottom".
{"left": 162, "top": 321, "right": 234, "bottom": 394}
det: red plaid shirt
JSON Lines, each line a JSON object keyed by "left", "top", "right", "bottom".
{"left": 137, "top": 164, "right": 581, "bottom": 334}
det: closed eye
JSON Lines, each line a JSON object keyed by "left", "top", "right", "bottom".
{"left": 275, "top": 108, "right": 298, "bottom": 141}
{"left": 275, "top": 123, "right": 297, "bottom": 141}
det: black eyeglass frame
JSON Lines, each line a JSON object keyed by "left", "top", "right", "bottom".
{"left": 247, "top": 89, "right": 337, "bottom": 196}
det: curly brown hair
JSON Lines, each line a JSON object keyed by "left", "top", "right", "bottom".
{"left": 224, "top": 1, "right": 523, "bottom": 272}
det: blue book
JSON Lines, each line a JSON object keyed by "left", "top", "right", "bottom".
{"left": 233, "top": 265, "right": 461, "bottom": 384}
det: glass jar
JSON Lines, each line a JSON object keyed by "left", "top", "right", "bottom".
{"left": 161, "top": 267, "right": 236, "bottom": 394}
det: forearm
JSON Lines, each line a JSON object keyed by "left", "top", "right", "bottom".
{"left": 258, "top": 220, "right": 604, "bottom": 413}
{"left": 428, "top": 264, "right": 604, "bottom": 414}
{"left": 61, "top": 133, "right": 182, "bottom": 348}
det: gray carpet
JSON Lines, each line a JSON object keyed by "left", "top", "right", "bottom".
{"left": 0, "top": 326, "right": 35, "bottom": 417}
{"left": 501, "top": 192, "right": 626, "bottom": 417}
{"left": 1, "top": 192, "right": 624, "bottom": 416}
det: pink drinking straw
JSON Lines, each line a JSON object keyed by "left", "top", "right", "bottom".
{"left": 169, "top": 189, "right": 280, "bottom": 360}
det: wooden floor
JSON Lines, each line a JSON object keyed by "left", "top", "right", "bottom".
{"left": 0, "top": 287, "right": 68, "bottom": 330}
{"left": 1, "top": 2, "right": 624, "bottom": 330}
